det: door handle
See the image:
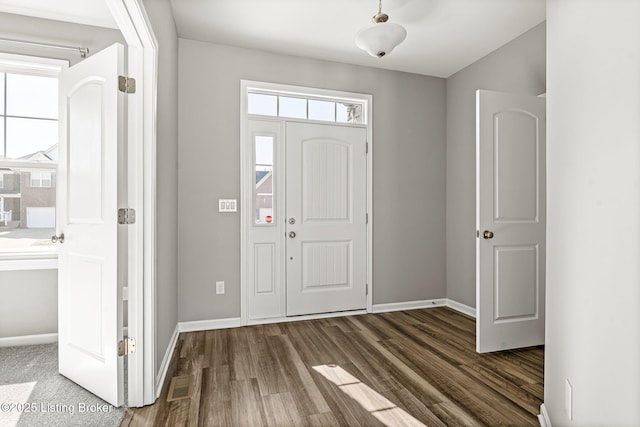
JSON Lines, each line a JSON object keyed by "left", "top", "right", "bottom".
{"left": 288, "top": 231, "right": 296, "bottom": 239}
{"left": 51, "top": 233, "right": 65, "bottom": 244}
{"left": 482, "top": 230, "right": 494, "bottom": 239}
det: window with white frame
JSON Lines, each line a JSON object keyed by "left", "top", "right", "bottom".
{"left": 247, "top": 92, "right": 365, "bottom": 125}
{"left": 254, "top": 135, "right": 274, "bottom": 225}
{"left": 30, "top": 171, "right": 53, "bottom": 188}
{"left": 0, "top": 53, "right": 65, "bottom": 254}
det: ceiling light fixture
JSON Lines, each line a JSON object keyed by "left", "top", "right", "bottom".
{"left": 355, "top": 0, "right": 407, "bottom": 58}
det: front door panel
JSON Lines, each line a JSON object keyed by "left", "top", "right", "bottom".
{"left": 286, "top": 122, "right": 367, "bottom": 316}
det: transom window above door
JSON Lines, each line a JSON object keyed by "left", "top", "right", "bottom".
{"left": 247, "top": 91, "right": 366, "bottom": 125}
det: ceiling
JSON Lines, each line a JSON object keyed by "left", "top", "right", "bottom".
{"left": 169, "top": 0, "right": 546, "bottom": 78}
{"left": 0, "top": 0, "right": 545, "bottom": 78}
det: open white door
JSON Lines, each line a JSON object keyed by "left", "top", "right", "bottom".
{"left": 476, "top": 90, "right": 546, "bottom": 353}
{"left": 56, "top": 43, "right": 124, "bottom": 406}
{"left": 286, "top": 122, "right": 367, "bottom": 316}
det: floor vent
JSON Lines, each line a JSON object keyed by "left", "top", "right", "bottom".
{"left": 166, "top": 375, "right": 194, "bottom": 402}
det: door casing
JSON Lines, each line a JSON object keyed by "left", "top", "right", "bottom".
{"left": 240, "top": 80, "right": 373, "bottom": 325}
{"left": 105, "top": 0, "right": 158, "bottom": 406}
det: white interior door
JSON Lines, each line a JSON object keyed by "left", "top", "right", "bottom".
{"left": 56, "top": 43, "right": 124, "bottom": 406}
{"left": 476, "top": 90, "right": 546, "bottom": 353}
{"left": 286, "top": 122, "right": 367, "bottom": 316}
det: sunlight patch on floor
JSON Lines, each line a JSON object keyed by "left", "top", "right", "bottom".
{"left": 0, "top": 381, "right": 37, "bottom": 427}
{"left": 313, "top": 364, "right": 425, "bottom": 427}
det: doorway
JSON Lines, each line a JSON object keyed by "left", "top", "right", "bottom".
{"left": 241, "top": 81, "right": 373, "bottom": 323}
{"left": 0, "top": 0, "right": 158, "bottom": 409}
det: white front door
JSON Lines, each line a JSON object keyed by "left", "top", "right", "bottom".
{"left": 56, "top": 43, "right": 124, "bottom": 406}
{"left": 286, "top": 122, "right": 367, "bottom": 316}
{"left": 476, "top": 90, "right": 546, "bottom": 353}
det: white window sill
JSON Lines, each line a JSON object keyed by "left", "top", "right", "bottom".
{"left": 0, "top": 251, "right": 58, "bottom": 271}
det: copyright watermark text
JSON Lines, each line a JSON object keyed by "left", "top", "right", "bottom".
{"left": 0, "top": 402, "right": 114, "bottom": 415}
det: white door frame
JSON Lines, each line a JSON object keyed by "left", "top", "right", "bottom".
{"left": 240, "top": 80, "right": 373, "bottom": 325}
{"left": 105, "top": 0, "right": 157, "bottom": 406}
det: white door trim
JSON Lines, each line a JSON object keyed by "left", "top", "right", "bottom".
{"left": 105, "top": 0, "right": 158, "bottom": 407}
{"left": 240, "top": 80, "right": 373, "bottom": 325}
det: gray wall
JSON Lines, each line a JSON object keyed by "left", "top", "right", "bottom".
{"left": 545, "top": 0, "right": 640, "bottom": 424}
{"left": 0, "top": 270, "right": 57, "bottom": 338}
{"left": 177, "top": 39, "right": 447, "bottom": 322}
{"left": 0, "top": 14, "right": 123, "bottom": 340}
{"left": 445, "top": 23, "right": 546, "bottom": 307}
{"left": 141, "top": 0, "right": 180, "bottom": 374}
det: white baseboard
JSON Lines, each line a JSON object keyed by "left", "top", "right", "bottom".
{"left": 177, "top": 300, "right": 474, "bottom": 339}
{"left": 178, "top": 317, "right": 242, "bottom": 333}
{"left": 155, "top": 324, "right": 179, "bottom": 399}
{"left": 248, "top": 310, "right": 367, "bottom": 326}
{"left": 372, "top": 299, "right": 447, "bottom": 313}
{"left": 0, "top": 333, "right": 58, "bottom": 347}
{"left": 370, "top": 298, "right": 476, "bottom": 318}
{"left": 446, "top": 299, "right": 476, "bottom": 318}
{"left": 186, "top": 301, "right": 457, "bottom": 331}
{"left": 538, "top": 403, "right": 552, "bottom": 427}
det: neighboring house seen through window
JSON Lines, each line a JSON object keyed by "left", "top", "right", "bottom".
{"left": 0, "top": 53, "right": 63, "bottom": 254}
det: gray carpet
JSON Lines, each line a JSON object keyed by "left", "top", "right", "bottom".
{"left": 0, "top": 343, "right": 126, "bottom": 427}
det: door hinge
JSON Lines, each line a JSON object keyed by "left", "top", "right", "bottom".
{"left": 118, "top": 76, "right": 136, "bottom": 94}
{"left": 366, "top": 283, "right": 369, "bottom": 295}
{"left": 118, "top": 208, "right": 136, "bottom": 224}
{"left": 118, "top": 337, "right": 136, "bottom": 356}
{"left": 366, "top": 142, "right": 369, "bottom": 154}
{"left": 366, "top": 213, "right": 369, "bottom": 224}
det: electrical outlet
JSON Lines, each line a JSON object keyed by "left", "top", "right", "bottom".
{"left": 215, "top": 281, "right": 225, "bottom": 295}
{"left": 565, "top": 379, "right": 573, "bottom": 420}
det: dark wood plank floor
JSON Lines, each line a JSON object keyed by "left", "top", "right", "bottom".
{"left": 122, "top": 307, "right": 543, "bottom": 426}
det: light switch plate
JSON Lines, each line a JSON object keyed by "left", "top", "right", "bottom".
{"left": 218, "top": 199, "right": 237, "bottom": 212}
{"left": 215, "top": 281, "right": 225, "bottom": 295}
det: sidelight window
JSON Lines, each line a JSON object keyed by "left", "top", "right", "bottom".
{"left": 255, "top": 135, "right": 275, "bottom": 225}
